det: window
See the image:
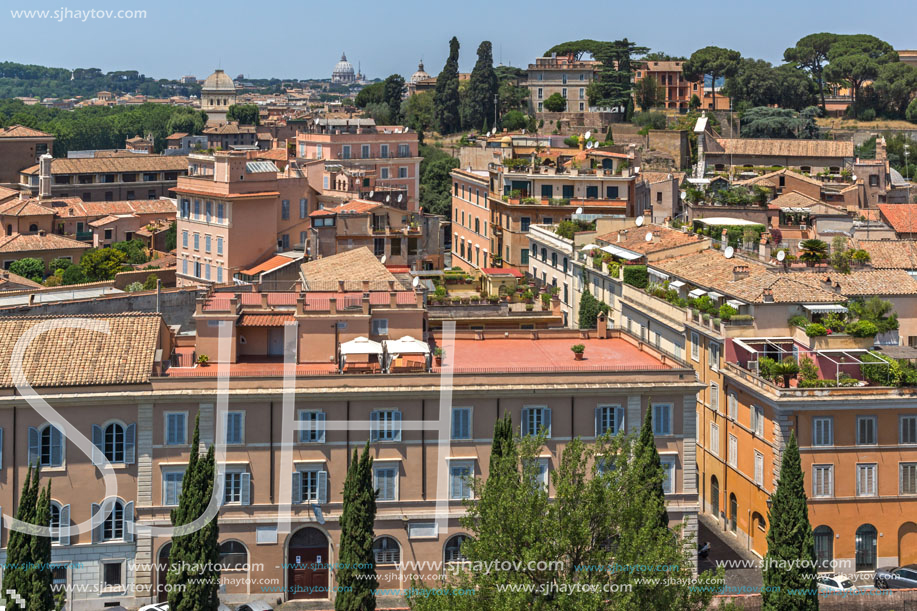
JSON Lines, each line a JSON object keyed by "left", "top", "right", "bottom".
{"left": 751, "top": 405, "right": 764, "bottom": 437}
{"left": 595, "top": 405, "right": 623, "bottom": 436}
{"left": 813, "top": 417, "right": 833, "bottom": 446}
{"left": 102, "top": 500, "right": 124, "bottom": 541}
{"left": 373, "top": 537, "right": 401, "bottom": 565}
{"left": 29, "top": 424, "right": 64, "bottom": 468}
{"left": 297, "top": 410, "right": 326, "bottom": 443}
{"left": 754, "top": 451, "right": 764, "bottom": 486}
{"left": 205, "top": 201, "right": 212, "bottom": 222}
{"left": 660, "top": 457, "right": 676, "bottom": 494}
{"left": 856, "top": 524, "right": 877, "bottom": 572}
{"left": 182, "top": 230, "right": 188, "bottom": 248}
{"left": 194, "top": 200, "right": 200, "bottom": 218}
{"left": 449, "top": 461, "right": 474, "bottom": 500}
{"left": 205, "top": 234, "right": 211, "bottom": 253}
{"left": 217, "top": 202, "right": 224, "bottom": 222}
{"left": 225, "top": 412, "right": 244, "bottom": 445}
{"left": 49, "top": 503, "right": 63, "bottom": 544}
{"left": 165, "top": 413, "right": 187, "bottom": 445}
{"left": 92, "top": 422, "right": 135, "bottom": 464}
{"left": 520, "top": 217, "right": 531, "bottom": 232}
{"left": 710, "top": 382, "right": 719, "bottom": 412}
{"left": 710, "top": 342, "right": 720, "bottom": 371}
{"left": 219, "top": 541, "right": 248, "bottom": 570}
{"left": 521, "top": 407, "right": 551, "bottom": 437}
{"left": 341, "top": 145, "right": 351, "bottom": 159}
{"left": 193, "top": 233, "right": 199, "bottom": 250}
{"left": 652, "top": 404, "right": 672, "bottom": 435}
{"left": 857, "top": 416, "right": 877, "bottom": 445}
{"left": 901, "top": 415, "right": 917, "bottom": 444}
{"left": 371, "top": 318, "right": 389, "bottom": 336}
{"left": 104, "top": 229, "right": 113, "bottom": 241}
{"left": 361, "top": 144, "right": 370, "bottom": 159}
{"left": 869, "top": 174, "right": 879, "bottom": 187}
{"left": 371, "top": 410, "right": 402, "bottom": 442}
{"left": 520, "top": 249, "right": 529, "bottom": 265}
{"left": 814, "top": 526, "right": 834, "bottom": 569}
{"left": 710, "top": 423, "right": 720, "bottom": 456}
{"left": 728, "top": 434, "right": 737, "bottom": 467}
{"left": 606, "top": 186, "right": 620, "bottom": 199}
{"left": 380, "top": 167, "right": 389, "bottom": 179}
{"left": 398, "top": 144, "right": 410, "bottom": 157}
{"left": 374, "top": 464, "right": 398, "bottom": 501}
{"left": 295, "top": 468, "right": 328, "bottom": 504}
{"left": 537, "top": 87, "right": 543, "bottom": 99}
{"left": 451, "top": 407, "right": 472, "bottom": 440}
{"left": 562, "top": 87, "right": 567, "bottom": 98}
{"left": 281, "top": 199, "right": 290, "bottom": 220}
{"left": 163, "top": 470, "right": 184, "bottom": 506}
{"left": 856, "top": 463, "right": 877, "bottom": 497}
{"left": 216, "top": 237, "right": 223, "bottom": 255}
{"left": 223, "top": 470, "right": 250, "bottom": 505}
{"left": 901, "top": 463, "right": 917, "bottom": 495}
{"left": 727, "top": 393, "right": 737, "bottom": 420}
{"left": 217, "top": 267, "right": 223, "bottom": 283}
{"left": 444, "top": 535, "right": 469, "bottom": 563}
{"left": 812, "top": 464, "right": 833, "bottom": 497}
{"left": 399, "top": 167, "right": 408, "bottom": 178}
{"left": 102, "top": 561, "right": 123, "bottom": 589}
{"left": 690, "top": 331, "right": 700, "bottom": 361}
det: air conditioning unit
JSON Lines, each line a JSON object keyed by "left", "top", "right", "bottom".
{"left": 799, "top": 224, "right": 807, "bottom": 230}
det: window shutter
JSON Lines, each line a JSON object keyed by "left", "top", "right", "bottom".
{"left": 317, "top": 412, "right": 326, "bottom": 443}
{"left": 90, "top": 503, "right": 101, "bottom": 544}
{"left": 393, "top": 411, "right": 402, "bottom": 442}
{"left": 521, "top": 409, "right": 530, "bottom": 436}
{"left": 240, "top": 472, "right": 251, "bottom": 505}
{"left": 0, "top": 428, "right": 3, "bottom": 469}
{"left": 91, "top": 424, "right": 103, "bottom": 465}
{"left": 594, "top": 408, "right": 602, "bottom": 436}
{"left": 450, "top": 468, "right": 461, "bottom": 499}
{"left": 124, "top": 501, "right": 134, "bottom": 543}
{"left": 370, "top": 411, "right": 379, "bottom": 441}
{"left": 124, "top": 424, "right": 136, "bottom": 464}
{"left": 616, "top": 407, "right": 625, "bottom": 433}
{"left": 318, "top": 471, "right": 328, "bottom": 504}
{"left": 28, "top": 427, "right": 39, "bottom": 466}
{"left": 544, "top": 409, "right": 552, "bottom": 437}
{"left": 50, "top": 426, "right": 63, "bottom": 467}
{"left": 291, "top": 471, "right": 301, "bottom": 504}
{"left": 60, "top": 504, "right": 70, "bottom": 546}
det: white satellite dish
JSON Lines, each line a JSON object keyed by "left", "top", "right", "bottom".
{"left": 412, "top": 276, "right": 421, "bottom": 288}
{"left": 314, "top": 117, "right": 320, "bottom": 124}
{"left": 380, "top": 255, "right": 387, "bottom": 264}
{"left": 403, "top": 126, "right": 410, "bottom": 133}
{"left": 386, "top": 195, "right": 391, "bottom": 202}
{"left": 635, "top": 215, "right": 645, "bottom": 227}
{"left": 369, "top": 190, "right": 374, "bottom": 197}
{"left": 575, "top": 207, "right": 584, "bottom": 215}
{"left": 777, "top": 250, "right": 786, "bottom": 262}
{"left": 397, "top": 193, "right": 403, "bottom": 203}
{"left": 724, "top": 246, "right": 735, "bottom": 259}
{"left": 521, "top": 129, "right": 526, "bottom": 134}
{"left": 584, "top": 130, "right": 592, "bottom": 140}
{"left": 680, "top": 190, "right": 687, "bottom": 200}
{"left": 645, "top": 231, "right": 653, "bottom": 242}
{"left": 586, "top": 141, "right": 592, "bottom": 150}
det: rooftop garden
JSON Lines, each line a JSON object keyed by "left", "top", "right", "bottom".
{"left": 692, "top": 222, "right": 768, "bottom": 249}
{"left": 788, "top": 297, "right": 898, "bottom": 338}
{"left": 554, "top": 219, "right": 596, "bottom": 240}
{"left": 644, "top": 280, "right": 753, "bottom": 326}
{"left": 686, "top": 185, "right": 771, "bottom": 207}
{"left": 429, "top": 269, "right": 556, "bottom": 312}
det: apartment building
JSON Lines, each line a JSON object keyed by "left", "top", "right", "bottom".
{"left": 0, "top": 290, "right": 700, "bottom": 608}
{"left": 0, "top": 125, "right": 54, "bottom": 185}
{"left": 173, "top": 151, "right": 317, "bottom": 288}
{"left": 526, "top": 54, "right": 600, "bottom": 114}
{"left": 634, "top": 61, "right": 694, "bottom": 111}
{"left": 295, "top": 118, "right": 420, "bottom": 211}
{"left": 203, "top": 122, "right": 258, "bottom": 150}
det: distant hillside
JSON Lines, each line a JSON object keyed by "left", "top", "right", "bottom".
{"left": 0, "top": 61, "right": 200, "bottom": 99}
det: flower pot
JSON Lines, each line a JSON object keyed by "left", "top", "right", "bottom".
{"left": 574, "top": 352, "right": 584, "bottom": 361}
{"left": 434, "top": 356, "right": 442, "bottom": 366}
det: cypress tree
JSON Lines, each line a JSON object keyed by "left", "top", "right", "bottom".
{"left": 4, "top": 465, "right": 38, "bottom": 604}
{"left": 488, "top": 412, "right": 514, "bottom": 475}
{"left": 336, "top": 441, "right": 377, "bottom": 611}
{"left": 636, "top": 408, "right": 669, "bottom": 529}
{"left": 462, "top": 41, "right": 498, "bottom": 132}
{"left": 29, "top": 481, "right": 54, "bottom": 611}
{"left": 762, "top": 431, "right": 818, "bottom": 611}
{"left": 433, "top": 37, "right": 461, "bottom": 134}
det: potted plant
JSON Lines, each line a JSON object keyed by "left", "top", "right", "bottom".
{"left": 571, "top": 344, "right": 585, "bottom": 360}
{"left": 433, "top": 347, "right": 445, "bottom": 366}
{"left": 196, "top": 354, "right": 209, "bottom": 367}
{"left": 525, "top": 303, "right": 534, "bottom": 311}
{"left": 541, "top": 293, "right": 552, "bottom": 308}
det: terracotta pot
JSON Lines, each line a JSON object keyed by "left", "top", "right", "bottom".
{"left": 574, "top": 352, "right": 584, "bottom": 361}
{"left": 434, "top": 356, "right": 443, "bottom": 366}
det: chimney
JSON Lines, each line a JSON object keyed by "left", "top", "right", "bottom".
{"left": 362, "top": 279, "right": 370, "bottom": 293}
{"left": 38, "top": 154, "right": 52, "bottom": 199}
{"left": 721, "top": 228, "right": 728, "bottom": 251}
{"left": 328, "top": 296, "right": 337, "bottom": 315}
{"left": 38, "top": 229, "right": 46, "bottom": 236}
{"left": 261, "top": 292, "right": 269, "bottom": 308}
{"left": 733, "top": 265, "right": 749, "bottom": 281}
{"left": 763, "top": 288, "right": 774, "bottom": 303}
{"left": 389, "top": 291, "right": 398, "bottom": 307}
{"left": 338, "top": 279, "right": 345, "bottom": 293}
{"left": 822, "top": 275, "right": 832, "bottom": 287}
{"left": 388, "top": 280, "right": 396, "bottom": 291}
{"left": 597, "top": 311, "right": 609, "bottom": 339}
{"left": 617, "top": 229, "right": 627, "bottom": 243}
{"left": 361, "top": 293, "right": 370, "bottom": 314}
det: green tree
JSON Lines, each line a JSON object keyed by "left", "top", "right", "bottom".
{"left": 577, "top": 287, "right": 609, "bottom": 329}
{"left": 773, "top": 64, "right": 821, "bottom": 111}
{"left": 784, "top": 33, "right": 839, "bottom": 111}
{"left": 462, "top": 41, "right": 498, "bottom": 131}
{"left": 683, "top": 46, "right": 741, "bottom": 112}
{"left": 401, "top": 91, "right": 434, "bottom": 137}
{"left": 496, "top": 66, "right": 530, "bottom": 118}
{"left": 29, "top": 480, "right": 54, "bottom": 611}
{"left": 635, "top": 74, "right": 660, "bottom": 111}
{"left": 433, "top": 37, "right": 462, "bottom": 134}
{"left": 500, "top": 110, "right": 528, "bottom": 131}
{"left": 355, "top": 81, "right": 385, "bottom": 108}
{"left": 9, "top": 257, "right": 44, "bottom": 282}
{"left": 112, "top": 238, "right": 149, "bottom": 264}
{"left": 762, "top": 431, "right": 818, "bottom": 611}
{"left": 798, "top": 238, "right": 829, "bottom": 266}
{"left": 589, "top": 39, "right": 648, "bottom": 113}
{"left": 382, "top": 74, "right": 406, "bottom": 124}
{"left": 168, "top": 414, "right": 221, "bottom": 611}
{"left": 226, "top": 103, "right": 260, "bottom": 125}
{"left": 165, "top": 220, "right": 177, "bottom": 250}
{"left": 3, "top": 466, "right": 38, "bottom": 607}
{"left": 419, "top": 144, "right": 459, "bottom": 216}
{"left": 48, "top": 257, "right": 73, "bottom": 274}
{"left": 908, "top": 98, "right": 917, "bottom": 124}
{"left": 142, "top": 273, "right": 159, "bottom": 290}
{"left": 873, "top": 62, "right": 917, "bottom": 118}
{"left": 740, "top": 106, "right": 819, "bottom": 139}
{"left": 848, "top": 296, "right": 899, "bottom": 334}
{"left": 61, "top": 264, "right": 86, "bottom": 285}
{"left": 544, "top": 39, "right": 606, "bottom": 61}
{"left": 336, "top": 441, "right": 377, "bottom": 611}
{"left": 689, "top": 94, "right": 701, "bottom": 110}
{"left": 824, "top": 35, "right": 897, "bottom": 118}
{"left": 544, "top": 92, "right": 567, "bottom": 112}
{"left": 79, "top": 248, "right": 127, "bottom": 281}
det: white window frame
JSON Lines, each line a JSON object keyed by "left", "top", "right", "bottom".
{"left": 751, "top": 405, "right": 764, "bottom": 437}
{"left": 727, "top": 392, "right": 737, "bottom": 420}
{"left": 371, "top": 409, "right": 402, "bottom": 442}
{"left": 222, "top": 467, "right": 250, "bottom": 505}
{"left": 813, "top": 417, "right": 833, "bottom": 447}
{"left": 709, "top": 342, "right": 720, "bottom": 371}
{"left": 709, "top": 422, "right": 719, "bottom": 456}
{"left": 754, "top": 451, "right": 764, "bottom": 487}
{"left": 812, "top": 464, "right": 834, "bottom": 498}
{"left": 100, "top": 559, "right": 125, "bottom": 592}
{"left": 373, "top": 463, "right": 399, "bottom": 501}
{"left": 451, "top": 407, "right": 472, "bottom": 440}
{"left": 371, "top": 318, "right": 389, "bottom": 336}
{"left": 728, "top": 434, "right": 737, "bottom": 468}
{"left": 856, "top": 416, "right": 877, "bottom": 446}
{"left": 449, "top": 460, "right": 475, "bottom": 500}
{"left": 690, "top": 331, "right": 700, "bottom": 361}
{"left": 900, "top": 463, "right": 917, "bottom": 496}
{"left": 856, "top": 463, "right": 877, "bottom": 497}
{"left": 164, "top": 411, "right": 187, "bottom": 446}
{"left": 710, "top": 382, "right": 719, "bottom": 413}
{"left": 660, "top": 456, "right": 676, "bottom": 494}
{"left": 296, "top": 466, "right": 328, "bottom": 504}
{"left": 162, "top": 468, "right": 185, "bottom": 506}
{"left": 652, "top": 403, "right": 673, "bottom": 435}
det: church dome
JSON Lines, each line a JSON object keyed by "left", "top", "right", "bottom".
{"left": 410, "top": 60, "right": 431, "bottom": 84}
{"left": 332, "top": 53, "right": 356, "bottom": 83}
{"left": 202, "top": 69, "right": 235, "bottom": 92}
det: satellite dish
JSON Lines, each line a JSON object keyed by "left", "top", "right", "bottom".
{"left": 680, "top": 190, "right": 687, "bottom": 200}
{"left": 403, "top": 126, "right": 410, "bottom": 133}
{"left": 412, "top": 276, "right": 420, "bottom": 288}
{"left": 381, "top": 255, "right": 387, "bottom": 264}
{"left": 777, "top": 250, "right": 786, "bottom": 262}
{"left": 635, "top": 215, "right": 645, "bottom": 227}
{"left": 584, "top": 130, "right": 592, "bottom": 140}
{"left": 314, "top": 117, "right": 320, "bottom": 124}
{"left": 724, "top": 246, "right": 735, "bottom": 259}
{"left": 575, "top": 207, "right": 584, "bottom": 215}
{"left": 645, "top": 231, "right": 653, "bottom": 242}
{"left": 521, "top": 129, "right": 526, "bottom": 134}
{"left": 369, "top": 190, "right": 375, "bottom": 197}
{"left": 397, "top": 193, "right": 403, "bottom": 202}
{"left": 386, "top": 195, "right": 391, "bottom": 202}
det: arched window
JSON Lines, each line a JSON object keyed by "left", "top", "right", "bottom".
{"left": 814, "top": 525, "right": 834, "bottom": 569}
{"left": 92, "top": 422, "right": 134, "bottom": 464}
{"left": 710, "top": 476, "right": 719, "bottom": 517}
{"left": 103, "top": 500, "right": 124, "bottom": 541}
{"left": 373, "top": 536, "right": 400, "bottom": 565}
{"left": 219, "top": 541, "right": 248, "bottom": 570}
{"left": 551, "top": 252, "right": 557, "bottom": 267}
{"left": 729, "top": 493, "right": 738, "bottom": 532}
{"left": 28, "top": 224, "right": 38, "bottom": 232}
{"left": 444, "top": 534, "right": 469, "bottom": 563}
{"left": 30, "top": 424, "right": 64, "bottom": 467}
{"left": 855, "top": 524, "right": 877, "bottom": 572}
{"left": 104, "top": 423, "right": 124, "bottom": 463}
{"left": 49, "top": 503, "right": 61, "bottom": 544}
{"left": 540, "top": 248, "right": 547, "bottom": 262}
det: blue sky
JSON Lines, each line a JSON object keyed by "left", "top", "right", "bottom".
{"left": 3, "top": 0, "right": 915, "bottom": 81}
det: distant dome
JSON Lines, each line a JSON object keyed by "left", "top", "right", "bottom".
{"left": 332, "top": 53, "right": 356, "bottom": 84}
{"left": 410, "top": 60, "right": 431, "bottom": 84}
{"left": 202, "top": 69, "right": 235, "bottom": 92}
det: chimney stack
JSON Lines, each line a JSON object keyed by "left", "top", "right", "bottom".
{"left": 732, "top": 265, "right": 749, "bottom": 281}
{"left": 338, "top": 279, "right": 345, "bottom": 293}
{"left": 38, "top": 154, "right": 52, "bottom": 199}
{"left": 763, "top": 288, "right": 774, "bottom": 302}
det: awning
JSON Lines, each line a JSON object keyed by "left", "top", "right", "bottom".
{"left": 600, "top": 244, "right": 642, "bottom": 261}
{"left": 669, "top": 280, "right": 686, "bottom": 289}
{"left": 384, "top": 336, "right": 430, "bottom": 355}
{"left": 694, "top": 217, "right": 764, "bottom": 227}
{"left": 803, "top": 304, "right": 848, "bottom": 314}
{"left": 340, "top": 336, "right": 383, "bottom": 356}
{"left": 726, "top": 299, "right": 745, "bottom": 309}
{"left": 688, "top": 288, "right": 707, "bottom": 298}
{"left": 238, "top": 314, "right": 294, "bottom": 327}
{"left": 707, "top": 291, "right": 724, "bottom": 301}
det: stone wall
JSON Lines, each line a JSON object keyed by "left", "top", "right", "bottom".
{"left": 113, "top": 267, "right": 177, "bottom": 290}
{"left": 716, "top": 589, "right": 917, "bottom": 610}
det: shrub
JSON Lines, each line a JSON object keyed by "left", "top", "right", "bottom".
{"left": 718, "top": 304, "right": 738, "bottom": 321}
{"left": 805, "top": 323, "right": 828, "bottom": 337}
{"left": 730, "top": 314, "right": 754, "bottom": 322}
{"left": 845, "top": 320, "right": 878, "bottom": 338}
{"left": 859, "top": 108, "right": 876, "bottom": 121}
{"left": 908, "top": 98, "right": 917, "bottom": 124}
{"left": 554, "top": 219, "right": 595, "bottom": 240}
{"left": 821, "top": 312, "right": 847, "bottom": 332}
{"left": 622, "top": 265, "right": 648, "bottom": 289}
{"left": 788, "top": 315, "right": 809, "bottom": 328}
{"left": 125, "top": 282, "right": 144, "bottom": 293}
{"left": 570, "top": 344, "right": 585, "bottom": 354}
{"left": 799, "top": 356, "right": 819, "bottom": 384}
{"left": 631, "top": 111, "right": 666, "bottom": 130}
{"left": 563, "top": 135, "right": 579, "bottom": 147}
{"left": 142, "top": 273, "right": 159, "bottom": 290}
{"left": 8, "top": 257, "right": 44, "bottom": 282}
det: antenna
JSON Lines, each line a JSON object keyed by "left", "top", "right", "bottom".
{"left": 575, "top": 207, "right": 584, "bottom": 215}
{"left": 635, "top": 215, "right": 645, "bottom": 227}
{"left": 777, "top": 250, "right": 786, "bottom": 262}
{"left": 645, "top": 231, "right": 653, "bottom": 242}
{"left": 724, "top": 246, "right": 735, "bottom": 259}
{"left": 412, "top": 276, "right": 421, "bottom": 288}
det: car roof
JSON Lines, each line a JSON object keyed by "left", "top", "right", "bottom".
{"left": 902, "top": 564, "right": 917, "bottom": 570}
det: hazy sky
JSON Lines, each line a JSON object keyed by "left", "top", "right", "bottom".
{"left": 3, "top": 0, "right": 915, "bottom": 81}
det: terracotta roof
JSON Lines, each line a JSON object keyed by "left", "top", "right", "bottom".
{"left": 711, "top": 139, "right": 854, "bottom": 159}
{"left": 309, "top": 208, "right": 336, "bottom": 217}
{"left": 790, "top": 270, "right": 917, "bottom": 296}
{"left": 733, "top": 168, "right": 822, "bottom": 188}
{"left": 481, "top": 267, "right": 523, "bottom": 277}
{"left": 203, "top": 123, "right": 257, "bottom": 135}
{"left": 767, "top": 191, "right": 823, "bottom": 209}
{"left": 336, "top": 199, "right": 382, "bottom": 214}
{"left": 54, "top": 199, "right": 176, "bottom": 218}
{"left": 20, "top": 156, "right": 188, "bottom": 175}
{"left": 0, "top": 270, "right": 43, "bottom": 290}
{"left": 640, "top": 171, "right": 685, "bottom": 185}
{"left": 88, "top": 215, "right": 122, "bottom": 227}
{"left": 640, "top": 61, "right": 686, "bottom": 72}
{"left": 239, "top": 254, "right": 300, "bottom": 276}
{"left": 255, "top": 148, "right": 289, "bottom": 162}
{"left": 595, "top": 225, "right": 703, "bottom": 255}
{"left": 0, "top": 233, "right": 90, "bottom": 253}
{"left": 165, "top": 132, "right": 188, "bottom": 140}
{"left": 300, "top": 247, "right": 400, "bottom": 291}
{"left": 878, "top": 204, "right": 917, "bottom": 234}
{"left": 238, "top": 313, "right": 294, "bottom": 326}
{"left": 0, "top": 199, "right": 55, "bottom": 217}
{"left": 0, "top": 125, "right": 53, "bottom": 139}
{"left": 0, "top": 186, "right": 21, "bottom": 202}
{"left": 0, "top": 313, "right": 163, "bottom": 388}
{"left": 853, "top": 240, "right": 917, "bottom": 270}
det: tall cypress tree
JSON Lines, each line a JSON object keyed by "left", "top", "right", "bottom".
{"left": 462, "top": 41, "right": 498, "bottom": 132}
{"left": 336, "top": 441, "right": 377, "bottom": 611}
{"left": 29, "top": 481, "right": 54, "bottom": 611}
{"left": 762, "top": 431, "right": 818, "bottom": 611}
{"left": 433, "top": 37, "right": 461, "bottom": 134}
{"left": 488, "top": 412, "right": 514, "bottom": 476}
{"left": 4, "top": 465, "right": 38, "bottom": 604}
{"left": 636, "top": 408, "right": 669, "bottom": 529}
